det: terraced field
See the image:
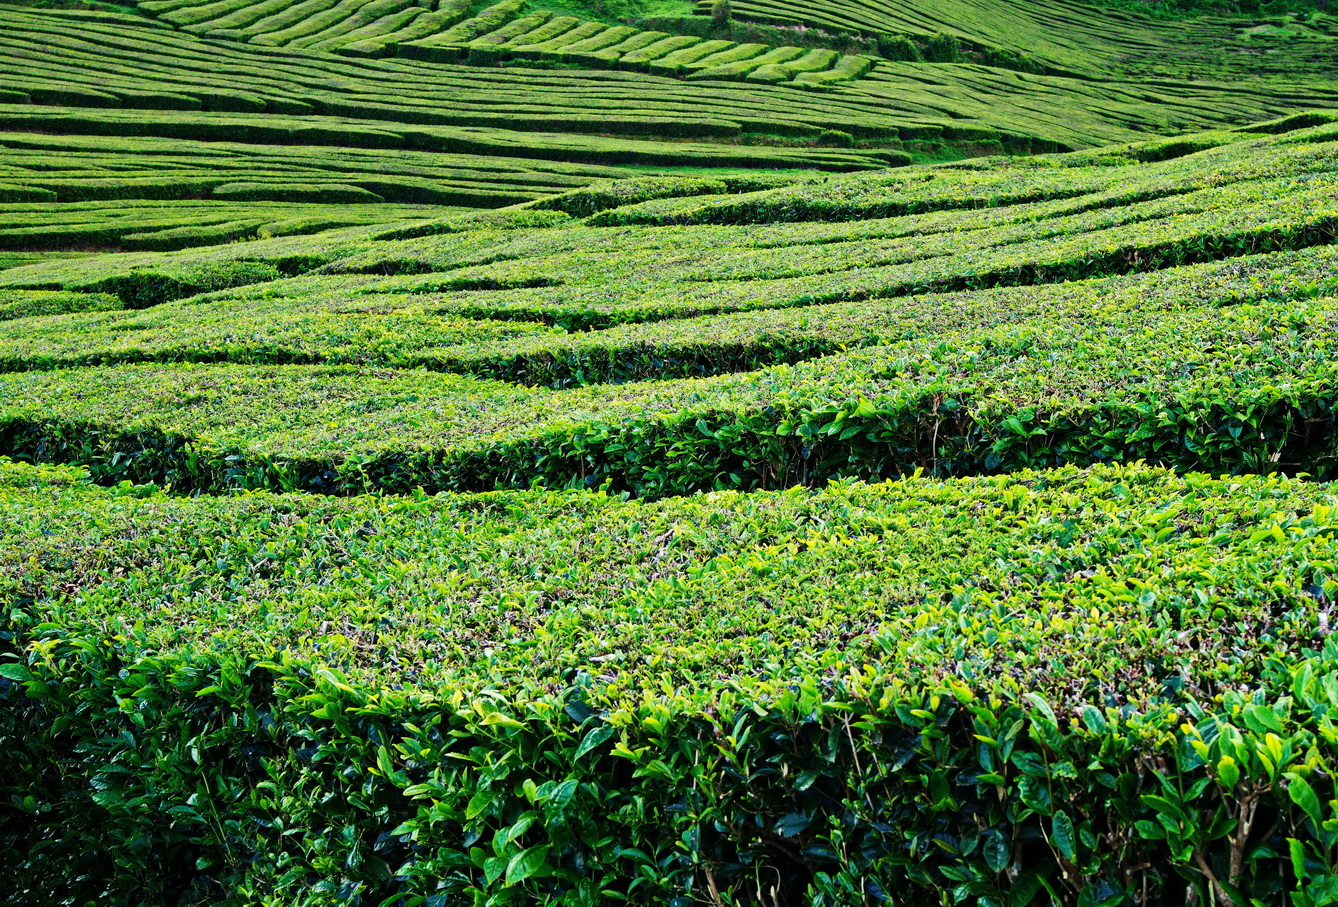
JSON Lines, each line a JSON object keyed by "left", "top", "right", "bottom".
{"left": 1, "top": 118, "right": 1336, "bottom": 491}
{"left": 0, "top": 0, "right": 1331, "bottom": 265}
{"left": 6, "top": 0, "right": 1338, "bottom": 903}
{"left": 125, "top": 0, "right": 879, "bottom": 86}
{"left": 704, "top": 0, "right": 1338, "bottom": 76}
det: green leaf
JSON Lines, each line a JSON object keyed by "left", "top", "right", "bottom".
{"left": 504, "top": 813, "right": 537, "bottom": 845}
{"left": 574, "top": 725, "right": 613, "bottom": 761}
{"left": 1052, "top": 812, "right": 1076, "bottom": 861}
{"left": 483, "top": 855, "right": 507, "bottom": 886}
{"left": 1288, "top": 773, "right": 1325, "bottom": 827}
{"left": 1214, "top": 877, "right": 1246, "bottom": 906}
{"left": 983, "top": 829, "right": 1010, "bottom": 873}
{"left": 1018, "top": 776, "right": 1052, "bottom": 814}
{"left": 505, "top": 846, "right": 549, "bottom": 885}
{"left": 1141, "top": 794, "right": 1187, "bottom": 826}
{"left": 465, "top": 789, "right": 494, "bottom": 821}
{"left": 1024, "top": 692, "right": 1058, "bottom": 728}
{"left": 1134, "top": 819, "right": 1164, "bottom": 840}
{"left": 1289, "top": 837, "right": 1308, "bottom": 882}
{"left": 1007, "top": 869, "right": 1047, "bottom": 907}
{"left": 1246, "top": 704, "right": 1284, "bottom": 734}
{"left": 0, "top": 663, "right": 31, "bottom": 682}
{"left": 482, "top": 712, "right": 525, "bottom": 729}
{"left": 774, "top": 812, "right": 811, "bottom": 838}
{"left": 548, "top": 778, "right": 579, "bottom": 811}
{"left": 1081, "top": 705, "right": 1108, "bottom": 735}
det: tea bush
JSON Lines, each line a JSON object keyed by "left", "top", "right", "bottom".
{"left": 5, "top": 461, "right": 1338, "bottom": 904}
{"left": 5, "top": 1, "right": 1338, "bottom": 896}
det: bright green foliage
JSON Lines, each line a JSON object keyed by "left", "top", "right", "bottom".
{"left": 0, "top": 289, "right": 120, "bottom": 321}
{"left": 0, "top": 196, "right": 457, "bottom": 254}
{"left": 703, "top": 0, "right": 1336, "bottom": 79}
{"left": 389, "top": 1, "right": 875, "bottom": 85}
{"left": 3, "top": 125, "right": 1338, "bottom": 499}
{"left": 1, "top": 459, "right": 1332, "bottom": 706}
{"left": 5, "top": 0, "right": 1338, "bottom": 897}
{"left": 6, "top": 272, "right": 1338, "bottom": 497}
{"left": 5, "top": 460, "right": 1338, "bottom": 904}
{"left": 1, "top": 0, "right": 1335, "bottom": 241}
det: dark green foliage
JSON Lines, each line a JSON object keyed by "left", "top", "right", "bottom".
{"left": 923, "top": 31, "right": 962, "bottom": 62}
{"left": 6, "top": 246, "right": 1338, "bottom": 498}
{"left": 876, "top": 33, "right": 921, "bottom": 60}
{"left": 816, "top": 128, "right": 854, "bottom": 147}
{"left": 86, "top": 261, "right": 285, "bottom": 308}
{"left": 979, "top": 46, "right": 1046, "bottom": 74}
{"left": 5, "top": 0, "right": 1338, "bottom": 899}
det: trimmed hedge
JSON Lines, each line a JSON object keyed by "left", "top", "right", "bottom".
{"left": 211, "top": 182, "right": 387, "bottom": 203}
{"left": 0, "top": 289, "right": 121, "bottom": 321}
{"left": 530, "top": 173, "right": 802, "bottom": 217}
{"left": 3, "top": 241, "right": 1334, "bottom": 380}
{"left": 85, "top": 260, "right": 285, "bottom": 308}
{"left": 4, "top": 462, "right": 1338, "bottom": 904}
{"left": 5, "top": 274, "right": 1338, "bottom": 497}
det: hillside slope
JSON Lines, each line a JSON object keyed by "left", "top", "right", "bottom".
{"left": 0, "top": 0, "right": 1334, "bottom": 266}
{"left": 1, "top": 116, "right": 1336, "bottom": 493}
{"left": 5, "top": 1, "right": 1338, "bottom": 905}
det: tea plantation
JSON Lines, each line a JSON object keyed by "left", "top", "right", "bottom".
{"left": 4, "top": 0, "right": 1338, "bottom": 902}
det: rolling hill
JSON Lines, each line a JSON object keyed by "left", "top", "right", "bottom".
{"left": 3, "top": 0, "right": 1338, "bottom": 904}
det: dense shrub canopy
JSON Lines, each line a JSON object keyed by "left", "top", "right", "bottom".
{"left": 3, "top": 0, "right": 1338, "bottom": 901}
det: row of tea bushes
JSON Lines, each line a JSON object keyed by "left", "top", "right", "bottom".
{"left": 4, "top": 460, "right": 1338, "bottom": 903}
{"left": 2, "top": 121, "right": 1334, "bottom": 319}
{"left": 583, "top": 125, "right": 1338, "bottom": 226}
{"left": 706, "top": 0, "right": 1338, "bottom": 82}
{"left": 0, "top": 8, "right": 917, "bottom": 147}
{"left": 4, "top": 283, "right": 1338, "bottom": 494}
{"left": 400, "top": 1, "right": 877, "bottom": 87}
{"left": 7, "top": 5, "right": 1335, "bottom": 166}
{"left": 0, "top": 289, "right": 120, "bottom": 322}
{"left": 326, "top": 174, "right": 1338, "bottom": 328}
{"left": 1, "top": 244, "right": 1334, "bottom": 380}
{"left": 0, "top": 198, "right": 457, "bottom": 253}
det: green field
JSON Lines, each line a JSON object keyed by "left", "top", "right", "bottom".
{"left": 4, "top": 0, "right": 1338, "bottom": 903}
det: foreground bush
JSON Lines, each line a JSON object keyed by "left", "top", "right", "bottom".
{"left": 9, "top": 635, "right": 1338, "bottom": 906}
{"left": 3, "top": 461, "right": 1338, "bottom": 904}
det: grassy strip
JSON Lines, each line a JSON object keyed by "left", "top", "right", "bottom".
{"left": 3, "top": 460, "right": 1338, "bottom": 903}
